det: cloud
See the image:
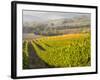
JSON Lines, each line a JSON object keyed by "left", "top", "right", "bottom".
{"left": 23, "top": 10, "right": 90, "bottom": 22}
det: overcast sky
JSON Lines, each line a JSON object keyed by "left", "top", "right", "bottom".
{"left": 23, "top": 10, "right": 90, "bottom": 23}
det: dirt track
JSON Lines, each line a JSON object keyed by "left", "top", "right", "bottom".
{"left": 23, "top": 34, "right": 42, "bottom": 40}
{"left": 28, "top": 42, "right": 50, "bottom": 69}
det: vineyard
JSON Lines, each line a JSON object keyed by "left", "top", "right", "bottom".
{"left": 23, "top": 33, "right": 91, "bottom": 69}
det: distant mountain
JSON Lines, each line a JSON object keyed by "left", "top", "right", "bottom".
{"left": 23, "top": 15, "right": 90, "bottom": 35}
{"left": 23, "top": 15, "right": 43, "bottom": 23}
{"left": 46, "top": 15, "right": 90, "bottom": 28}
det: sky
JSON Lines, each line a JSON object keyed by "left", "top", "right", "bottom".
{"left": 23, "top": 10, "right": 90, "bottom": 23}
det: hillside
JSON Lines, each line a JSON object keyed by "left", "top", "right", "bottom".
{"left": 23, "top": 15, "right": 90, "bottom": 36}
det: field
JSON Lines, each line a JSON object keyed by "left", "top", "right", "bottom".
{"left": 23, "top": 33, "right": 91, "bottom": 69}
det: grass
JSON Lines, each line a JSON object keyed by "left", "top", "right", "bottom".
{"left": 30, "top": 33, "right": 91, "bottom": 67}
{"left": 23, "top": 40, "right": 29, "bottom": 69}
